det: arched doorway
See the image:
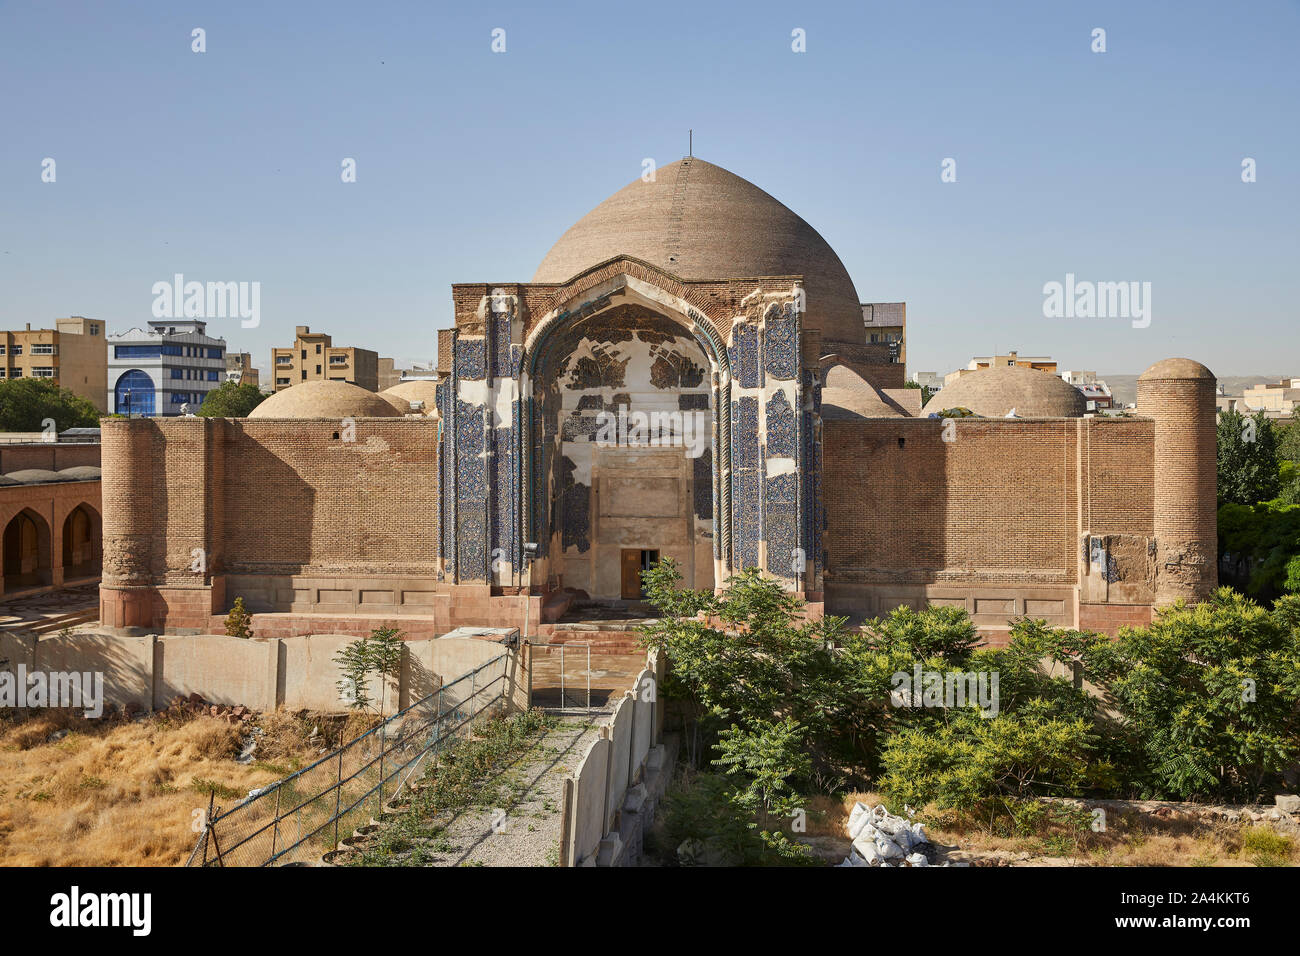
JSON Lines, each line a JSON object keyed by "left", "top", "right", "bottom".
{"left": 527, "top": 296, "right": 720, "bottom": 599}
{"left": 3, "top": 509, "right": 52, "bottom": 590}
{"left": 61, "top": 503, "right": 102, "bottom": 580}
{"left": 114, "top": 369, "right": 156, "bottom": 416}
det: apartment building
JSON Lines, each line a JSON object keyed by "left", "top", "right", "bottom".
{"left": 106, "top": 319, "right": 226, "bottom": 416}
{"left": 945, "top": 350, "right": 1057, "bottom": 387}
{"left": 0, "top": 317, "right": 108, "bottom": 411}
{"left": 1242, "top": 377, "right": 1300, "bottom": 417}
{"left": 862, "top": 302, "right": 906, "bottom": 366}
{"left": 271, "top": 326, "right": 378, "bottom": 392}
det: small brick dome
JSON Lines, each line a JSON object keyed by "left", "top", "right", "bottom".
{"left": 1138, "top": 357, "right": 1215, "bottom": 381}
{"left": 3, "top": 469, "right": 67, "bottom": 484}
{"left": 534, "top": 157, "right": 864, "bottom": 346}
{"left": 821, "top": 364, "right": 909, "bottom": 419}
{"left": 247, "top": 380, "right": 401, "bottom": 419}
{"left": 923, "top": 365, "right": 1087, "bottom": 418}
{"left": 378, "top": 381, "right": 440, "bottom": 416}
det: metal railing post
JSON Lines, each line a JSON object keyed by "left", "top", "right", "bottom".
{"left": 333, "top": 748, "right": 344, "bottom": 851}
{"left": 270, "top": 785, "right": 281, "bottom": 862}
{"left": 378, "top": 720, "right": 386, "bottom": 817}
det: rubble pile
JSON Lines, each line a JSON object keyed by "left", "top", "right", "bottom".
{"left": 838, "top": 803, "right": 935, "bottom": 867}
{"left": 160, "top": 693, "right": 256, "bottom": 725}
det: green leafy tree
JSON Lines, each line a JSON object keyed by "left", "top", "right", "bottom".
{"left": 0, "top": 378, "right": 99, "bottom": 431}
{"left": 1277, "top": 420, "right": 1300, "bottom": 465}
{"left": 1218, "top": 500, "right": 1300, "bottom": 598}
{"left": 224, "top": 597, "right": 253, "bottom": 638}
{"left": 197, "top": 381, "right": 266, "bottom": 418}
{"left": 1218, "top": 409, "right": 1280, "bottom": 506}
{"left": 713, "top": 716, "right": 810, "bottom": 830}
{"left": 1076, "top": 589, "right": 1300, "bottom": 801}
{"left": 861, "top": 604, "right": 979, "bottom": 662}
{"left": 334, "top": 626, "right": 406, "bottom": 717}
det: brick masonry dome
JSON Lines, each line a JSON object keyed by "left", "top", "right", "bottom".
{"left": 822, "top": 364, "right": 908, "bottom": 419}
{"left": 1138, "top": 357, "right": 1215, "bottom": 381}
{"left": 378, "top": 381, "right": 440, "bottom": 416}
{"left": 532, "top": 157, "right": 864, "bottom": 345}
{"left": 247, "top": 380, "right": 401, "bottom": 419}
{"left": 923, "top": 365, "right": 1088, "bottom": 418}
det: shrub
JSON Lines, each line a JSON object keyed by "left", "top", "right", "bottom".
{"left": 223, "top": 597, "right": 253, "bottom": 638}
{"left": 1077, "top": 589, "right": 1300, "bottom": 802}
{"left": 878, "top": 699, "right": 1101, "bottom": 816}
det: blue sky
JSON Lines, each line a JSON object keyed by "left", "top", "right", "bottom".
{"left": 1, "top": 0, "right": 1296, "bottom": 378}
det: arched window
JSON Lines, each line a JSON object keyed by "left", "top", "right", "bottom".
{"left": 114, "top": 369, "right": 155, "bottom": 416}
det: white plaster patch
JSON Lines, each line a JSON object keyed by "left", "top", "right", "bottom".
{"left": 492, "top": 377, "right": 517, "bottom": 428}
{"left": 458, "top": 378, "right": 489, "bottom": 406}
{"left": 566, "top": 440, "right": 593, "bottom": 485}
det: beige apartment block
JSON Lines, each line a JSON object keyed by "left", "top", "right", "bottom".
{"left": 1242, "top": 377, "right": 1300, "bottom": 416}
{"left": 945, "top": 350, "right": 1057, "bottom": 387}
{"left": 0, "top": 317, "right": 108, "bottom": 411}
{"left": 271, "top": 326, "right": 378, "bottom": 392}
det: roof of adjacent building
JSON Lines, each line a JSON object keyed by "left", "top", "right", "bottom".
{"left": 247, "top": 380, "right": 401, "bottom": 419}
{"left": 922, "top": 365, "right": 1088, "bottom": 418}
{"left": 533, "top": 157, "right": 864, "bottom": 345}
{"left": 0, "top": 466, "right": 101, "bottom": 485}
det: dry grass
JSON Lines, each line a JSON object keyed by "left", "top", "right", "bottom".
{"left": 0, "top": 707, "right": 366, "bottom": 866}
{"left": 805, "top": 791, "right": 1298, "bottom": 867}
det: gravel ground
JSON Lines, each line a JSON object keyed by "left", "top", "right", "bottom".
{"left": 355, "top": 709, "right": 610, "bottom": 867}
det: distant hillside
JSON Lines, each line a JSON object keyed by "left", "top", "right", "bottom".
{"left": 1101, "top": 374, "right": 1285, "bottom": 408}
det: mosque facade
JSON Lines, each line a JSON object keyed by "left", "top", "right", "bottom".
{"left": 98, "top": 158, "right": 1218, "bottom": 640}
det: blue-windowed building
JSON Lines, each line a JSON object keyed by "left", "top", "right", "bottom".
{"left": 106, "top": 319, "right": 227, "bottom": 416}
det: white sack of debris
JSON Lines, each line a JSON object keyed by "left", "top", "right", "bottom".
{"left": 838, "top": 803, "right": 936, "bottom": 867}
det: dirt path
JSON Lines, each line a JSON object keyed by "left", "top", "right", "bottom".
{"left": 424, "top": 714, "right": 604, "bottom": 866}
{"left": 352, "top": 709, "right": 610, "bottom": 867}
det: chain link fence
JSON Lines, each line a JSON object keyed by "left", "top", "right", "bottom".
{"left": 185, "top": 653, "right": 509, "bottom": 867}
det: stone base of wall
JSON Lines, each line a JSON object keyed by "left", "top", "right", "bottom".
{"left": 100, "top": 581, "right": 549, "bottom": 638}
{"left": 827, "top": 580, "right": 1078, "bottom": 631}
{"left": 1078, "top": 602, "right": 1154, "bottom": 634}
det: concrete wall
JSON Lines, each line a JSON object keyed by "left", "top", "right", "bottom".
{"left": 0, "top": 630, "right": 527, "bottom": 716}
{"left": 563, "top": 651, "right": 664, "bottom": 867}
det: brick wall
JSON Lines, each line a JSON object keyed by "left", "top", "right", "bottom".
{"left": 100, "top": 417, "right": 441, "bottom": 632}
{"left": 823, "top": 416, "right": 1161, "bottom": 629}
{"left": 0, "top": 443, "right": 100, "bottom": 473}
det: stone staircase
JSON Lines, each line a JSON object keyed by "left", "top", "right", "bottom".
{"left": 543, "top": 601, "right": 657, "bottom": 654}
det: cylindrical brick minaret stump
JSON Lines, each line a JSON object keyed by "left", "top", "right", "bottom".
{"left": 1137, "top": 358, "right": 1218, "bottom": 605}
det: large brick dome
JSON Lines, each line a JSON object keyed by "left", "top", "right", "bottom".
{"left": 248, "top": 380, "right": 401, "bottom": 419}
{"left": 533, "top": 157, "right": 863, "bottom": 344}
{"left": 923, "top": 365, "right": 1087, "bottom": 418}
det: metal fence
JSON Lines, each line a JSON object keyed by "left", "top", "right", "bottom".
{"left": 185, "top": 653, "right": 509, "bottom": 867}
{"left": 528, "top": 643, "right": 591, "bottom": 710}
